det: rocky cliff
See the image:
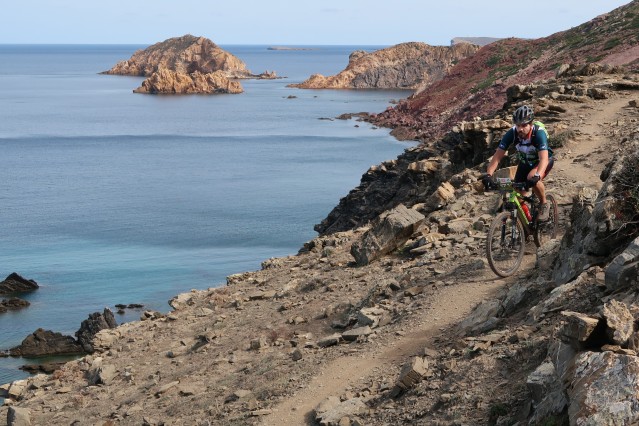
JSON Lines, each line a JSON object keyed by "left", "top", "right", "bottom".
{"left": 288, "top": 42, "right": 480, "bottom": 90}
{"left": 102, "top": 34, "right": 252, "bottom": 79}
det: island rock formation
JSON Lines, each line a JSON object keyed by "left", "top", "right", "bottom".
{"left": 133, "top": 69, "right": 244, "bottom": 94}
{"left": 102, "top": 34, "right": 251, "bottom": 78}
{"left": 103, "top": 35, "right": 280, "bottom": 94}
{"left": 288, "top": 42, "right": 480, "bottom": 90}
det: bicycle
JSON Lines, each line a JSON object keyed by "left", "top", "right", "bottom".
{"left": 485, "top": 177, "right": 558, "bottom": 277}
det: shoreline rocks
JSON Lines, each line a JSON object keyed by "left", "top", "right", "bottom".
{"left": 0, "top": 273, "right": 38, "bottom": 295}
{"left": 0, "top": 298, "right": 30, "bottom": 313}
{"left": 7, "top": 308, "right": 118, "bottom": 362}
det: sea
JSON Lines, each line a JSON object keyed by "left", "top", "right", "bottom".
{"left": 0, "top": 44, "right": 414, "bottom": 388}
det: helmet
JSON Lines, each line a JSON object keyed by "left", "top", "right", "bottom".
{"left": 513, "top": 105, "right": 534, "bottom": 125}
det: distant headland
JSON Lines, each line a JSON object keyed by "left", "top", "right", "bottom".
{"left": 267, "top": 46, "right": 318, "bottom": 51}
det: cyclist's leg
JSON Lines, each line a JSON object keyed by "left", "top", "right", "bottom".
{"left": 514, "top": 162, "right": 533, "bottom": 197}
{"left": 529, "top": 157, "right": 554, "bottom": 204}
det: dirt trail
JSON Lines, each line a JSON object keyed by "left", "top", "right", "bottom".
{"left": 262, "top": 271, "right": 515, "bottom": 425}
{"left": 262, "top": 95, "right": 632, "bottom": 425}
{"left": 554, "top": 96, "right": 631, "bottom": 189}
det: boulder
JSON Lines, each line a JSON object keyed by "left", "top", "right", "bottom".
{"left": 314, "top": 396, "right": 368, "bottom": 426}
{"left": 86, "top": 357, "right": 117, "bottom": 386}
{"left": 9, "top": 328, "right": 84, "bottom": 357}
{"left": 568, "top": 351, "right": 639, "bottom": 425}
{"left": 75, "top": 308, "right": 118, "bottom": 353}
{"left": 457, "top": 299, "right": 502, "bottom": 335}
{"left": 601, "top": 300, "right": 635, "bottom": 346}
{"left": 0, "top": 298, "right": 30, "bottom": 313}
{"left": 351, "top": 204, "right": 424, "bottom": 265}
{"left": 560, "top": 311, "right": 603, "bottom": 349}
{"left": 396, "top": 357, "right": 429, "bottom": 390}
{"left": 605, "top": 236, "right": 639, "bottom": 292}
{"left": 0, "top": 273, "right": 38, "bottom": 295}
{"left": 7, "top": 406, "right": 31, "bottom": 426}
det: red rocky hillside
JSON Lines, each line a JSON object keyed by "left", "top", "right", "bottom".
{"left": 373, "top": 0, "right": 639, "bottom": 141}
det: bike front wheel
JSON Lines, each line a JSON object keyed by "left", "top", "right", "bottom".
{"left": 534, "top": 193, "right": 559, "bottom": 247}
{"left": 486, "top": 211, "right": 526, "bottom": 277}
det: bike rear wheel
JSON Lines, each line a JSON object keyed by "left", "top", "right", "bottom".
{"left": 534, "top": 193, "right": 559, "bottom": 247}
{"left": 486, "top": 211, "right": 526, "bottom": 277}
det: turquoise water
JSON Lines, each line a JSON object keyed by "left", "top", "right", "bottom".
{"left": 0, "top": 44, "right": 413, "bottom": 386}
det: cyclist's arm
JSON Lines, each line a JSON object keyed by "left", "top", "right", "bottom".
{"left": 486, "top": 148, "right": 507, "bottom": 176}
{"left": 487, "top": 128, "right": 515, "bottom": 176}
{"left": 536, "top": 150, "right": 549, "bottom": 178}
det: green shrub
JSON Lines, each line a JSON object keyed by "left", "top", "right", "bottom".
{"left": 603, "top": 38, "right": 622, "bottom": 50}
{"left": 548, "top": 130, "right": 576, "bottom": 149}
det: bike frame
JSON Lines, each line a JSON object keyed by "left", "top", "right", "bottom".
{"left": 496, "top": 178, "right": 537, "bottom": 233}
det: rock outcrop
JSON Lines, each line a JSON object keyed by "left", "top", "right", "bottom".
{"left": 0, "top": 298, "right": 30, "bottom": 313}
{"left": 350, "top": 204, "right": 425, "bottom": 265}
{"left": 102, "top": 34, "right": 251, "bottom": 78}
{"left": 75, "top": 308, "right": 118, "bottom": 353}
{"left": 133, "top": 69, "right": 244, "bottom": 94}
{"left": 0, "top": 273, "right": 38, "bottom": 295}
{"left": 8, "top": 309, "right": 118, "bottom": 358}
{"left": 8, "top": 328, "right": 84, "bottom": 357}
{"left": 289, "top": 42, "right": 479, "bottom": 90}
{"left": 552, "top": 143, "right": 639, "bottom": 285}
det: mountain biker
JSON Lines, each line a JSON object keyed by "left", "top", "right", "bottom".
{"left": 482, "top": 105, "right": 554, "bottom": 221}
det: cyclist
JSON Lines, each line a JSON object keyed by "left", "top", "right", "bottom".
{"left": 482, "top": 105, "right": 554, "bottom": 221}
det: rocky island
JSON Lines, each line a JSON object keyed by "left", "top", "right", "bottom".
{"left": 102, "top": 34, "right": 278, "bottom": 94}
{"left": 288, "top": 42, "right": 480, "bottom": 90}
{"left": 132, "top": 69, "right": 244, "bottom": 94}
{"left": 3, "top": 2, "right": 639, "bottom": 425}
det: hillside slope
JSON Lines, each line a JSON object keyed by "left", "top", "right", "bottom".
{"left": 373, "top": 0, "right": 639, "bottom": 142}
{"left": 317, "top": 0, "right": 639, "bottom": 236}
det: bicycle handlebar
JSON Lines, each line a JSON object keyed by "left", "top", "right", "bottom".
{"left": 484, "top": 178, "right": 530, "bottom": 192}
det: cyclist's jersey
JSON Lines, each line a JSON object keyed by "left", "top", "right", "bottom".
{"left": 498, "top": 121, "right": 553, "bottom": 166}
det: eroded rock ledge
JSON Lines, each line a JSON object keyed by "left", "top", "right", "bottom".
{"left": 288, "top": 42, "right": 480, "bottom": 90}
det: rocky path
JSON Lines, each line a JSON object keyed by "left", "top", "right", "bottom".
{"left": 262, "top": 270, "right": 520, "bottom": 425}
{"left": 555, "top": 96, "right": 632, "bottom": 189}
{"left": 263, "top": 93, "right": 634, "bottom": 425}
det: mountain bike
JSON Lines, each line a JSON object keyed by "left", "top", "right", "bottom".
{"left": 485, "top": 177, "right": 558, "bottom": 277}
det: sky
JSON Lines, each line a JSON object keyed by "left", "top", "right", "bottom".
{"left": 1, "top": 0, "right": 633, "bottom": 46}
